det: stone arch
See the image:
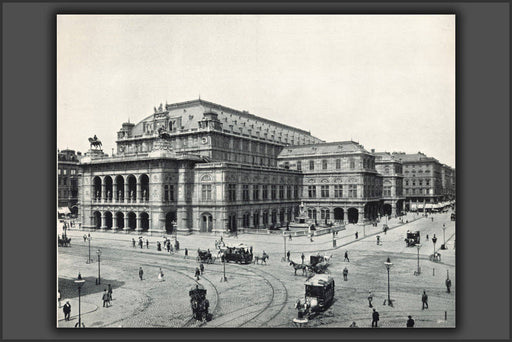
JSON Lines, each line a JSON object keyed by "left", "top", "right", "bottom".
{"left": 165, "top": 211, "right": 177, "bottom": 233}
{"left": 115, "top": 175, "right": 125, "bottom": 201}
{"left": 93, "top": 211, "right": 101, "bottom": 229}
{"left": 104, "top": 176, "right": 113, "bottom": 201}
{"left": 383, "top": 204, "right": 392, "bottom": 216}
{"left": 127, "top": 211, "right": 136, "bottom": 230}
{"left": 140, "top": 212, "right": 149, "bottom": 231}
{"left": 93, "top": 176, "right": 102, "bottom": 201}
{"left": 347, "top": 207, "right": 359, "bottom": 224}
{"left": 104, "top": 211, "right": 113, "bottom": 229}
{"left": 127, "top": 175, "right": 137, "bottom": 202}
{"left": 334, "top": 207, "right": 344, "bottom": 221}
{"left": 139, "top": 174, "right": 149, "bottom": 202}
{"left": 116, "top": 211, "right": 124, "bottom": 229}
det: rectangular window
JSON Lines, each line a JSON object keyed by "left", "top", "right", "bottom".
{"left": 271, "top": 185, "right": 277, "bottom": 200}
{"left": 426, "top": 180, "right": 430, "bottom": 186}
{"left": 350, "top": 159, "right": 355, "bottom": 169}
{"left": 308, "top": 185, "right": 316, "bottom": 198}
{"left": 253, "top": 184, "right": 259, "bottom": 200}
{"left": 169, "top": 185, "right": 174, "bottom": 201}
{"left": 336, "top": 159, "right": 341, "bottom": 169}
{"left": 201, "top": 184, "right": 212, "bottom": 201}
{"left": 322, "top": 160, "right": 328, "bottom": 170}
{"left": 242, "top": 184, "right": 249, "bottom": 201}
{"left": 348, "top": 184, "right": 357, "bottom": 198}
{"left": 58, "top": 169, "right": 62, "bottom": 175}
{"left": 321, "top": 185, "right": 329, "bottom": 198}
{"left": 71, "top": 169, "right": 76, "bottom": 175}
{"left": 294, "top": 185, "right": 299, "bottom": 199}
{"left": 309, "top": 160, "right": 314, "bottom": 170}
{"left": 334, "top": 185, "right": 343, "bottom": 198}
{"left": 287, "top": 186, "right": 292, "bottom": 199}
{"left": 227, "top": 184, "right": 237, "bottom": 202}
{"left": 262, "top": 185, "right": 268, "bottom": 200}
{"left": 279, "top": 185, "right": 284, "bottom": 199}
{"left": 164, "top": 185, "right": 169, "bottom": 201}
{"left": 297, "top": 161, "right": 302, "bottom": 171}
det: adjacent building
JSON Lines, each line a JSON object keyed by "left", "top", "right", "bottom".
{"left": 374, "top": 152, "right": 405, "bottom": 216}
{"left": 58, "top": 149, "right": 82, "bottom": 216}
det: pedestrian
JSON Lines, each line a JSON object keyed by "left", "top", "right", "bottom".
{"left": 158, "top": 267, "right": 165, "bottom": 281}
{"left": 355, "top": 232, "right": 359, "bottom": 239}
{"left": 287, "top": 250, "right": 291, "bottom": 261}
{"left": 301, "top": 253, "right": 305, "bottom": 264}
{"left": 446, "top": 277, "right": 452, "bottom": 293}
{"left": 102, "top": 289, "right": 110, "bottom": 307}
{"left": 139, "top": 238, "right": 143, "bottom": 249}
{"left": 376, "top": 235, "right": 380, "bottom": 245}
{"left": 107, "top": 284, "right": 113, "bottom": 302}
{"left": 83, "top": 234, "right": 87, "bottom": 242}
{"left": 185, "top": 248, "right": 188, "bottom": 259}
{"left": 367, "top": 291, "right": 373, "bottom": 308}
{"left": 146, "top": 239, "right": 149, "bottom": 249}
{"left": 195, "top": 267, "right": 201, "bottom": 280}
{"left": 166, "top": 242, "right": 171, "bottom": 253}
{"left": 157, "top": 241, "right": 161, "bottom": 251}
{"left": 139, "top": 267, "right": 144, "bottom": 280}
{"left": 431, "top": 217, "right": 434, "bottom": 222}
{"left": 349, "top": 321, "right": 359, "bottom": 328}
{"left": 200, "top": 262, "right": 205, "bottom": 275}
{"left": 288, "top": 233, "right": 292, "bottom": 240}
{"left": 344, "top": 251, "right": 350, "bottom": 262}
{"left": 63, "top": 301, "right": 71, "bottom": 321}
{"left": 343, "top": 267, "right": 348, "bottom": 281}
{"left": 406, "top": 315, "right": 415, "bottom": 328}
{"left": 422, "top": 290, "right": 429, "bottom": 310}
{"left": 426, "top": 234, "right": 429, "bottom": 240}
{"left": 371, "top": 308, "right": 379, "bottom": 328}
{"left": 175, "top": 240, "right": 180, "bottom": 251}
{"left": 57, "top": 289, "right": 62, "bottom": 308}
{"left": 220, "top": 236, "right": 223, "bottom": 243}
{"left": 132, "top": 238, "right": 136, "bottom": 248}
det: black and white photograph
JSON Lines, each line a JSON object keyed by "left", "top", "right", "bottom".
{"left": 57, "top": 14, "right": 456, "bottom": 328}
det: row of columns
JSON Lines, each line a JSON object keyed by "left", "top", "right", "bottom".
{"left": 95, "top": 182, "right": 148, "bottom": 203}
{"left": 234, "top": 207, "right": 295, "bottom": 229}
{"left": 96, "top": 211, "right": 151, "bottom": 232}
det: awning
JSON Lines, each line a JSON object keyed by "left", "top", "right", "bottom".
{"left": 58, "top": 207, "right": 71, "bottom": 215}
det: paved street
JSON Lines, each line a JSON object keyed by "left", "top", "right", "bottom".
{"left": 57, "top": 211, "right": 455, "bottom": 328}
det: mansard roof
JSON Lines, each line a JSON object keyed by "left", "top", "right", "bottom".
{"left": 278, "top": 141, "right": 370, "bottom": 158}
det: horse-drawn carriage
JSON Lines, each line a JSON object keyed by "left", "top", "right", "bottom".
{"left": 304, "top": 274, "right": 335, "bottom": 312}
{"left": 58, "top": 235, "right": 71, "bottom": 247}
{"left": 189, "top": 284, "right": 210, "bottom": 321}
{"left": 405, "top": 231, "right": 421, "bottom": 247}
{"left": 220, "top": 244, "right": 253, "bottom": 264}
{"left": 196, "top": 249, "right": 215, "bottom": 264}
{"left": 309, "top": 255, "right": 329, "bottom": 274}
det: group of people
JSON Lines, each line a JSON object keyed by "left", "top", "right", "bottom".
{"left": 102, "top": 284, "right": 113, "bottom": 308}
{"left": 132, "top": 237, "right": 149, "bottom": 249}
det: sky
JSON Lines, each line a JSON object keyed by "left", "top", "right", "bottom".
{"left": 57, "top": 15, "right": 455, "bottom": 167}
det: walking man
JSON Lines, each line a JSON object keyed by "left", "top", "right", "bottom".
{"left": 343, "top": 267, "right": 349, "bottom": 281}
{"left": 355, "top": 232, "right": 359, "bottom": 239}
{"left": 185, "top": 248, "right": 188, "bottom": 259}
{"left": 102, "top": 289, "right": 110, "bottom": 307}
{"left": 107, "top": 284, "right": 113, "bottom": 303}
{"left": 422, "top": 290, "right": 429, "bottom": 310}
{"left": 146, "top": 239, "right": 149, "bottom": 249}
{"left": 367, "top": 291, "right": 373, "bottom": 308}
{"left": 446, "top": 277, "right": 452, "bottom": 293}
{"left": 301, "top": 253, "right": 305, "bottom": 264}
{"left": 139, "top": 267, "right": 144, "bottom": 281}
{"left": 406, "top": 315, "right": 415, "bottom": 328}
{"left": 195, "top": 267, "right": 201, "bottom": 280}
{"left": 287, "top": 250, "right": 291, "bottom": 261}
{"left": 200, "top": 262, "right": 205, "bottom": 275}
{"left": 157, "top": 241, "right": 161, "bottom": 251}
{"left": 344, "top": 251, "right": 350, "bottom": 262}
{"left": 371, "top": 308, "right": 380, "bottom": 328}
{"left": 63, "top": 301, "right": 71, "bottom": 321}
{"left": 132, "top": 238, "right": 136, "bottom": 248}
{"left": 376, "top": 235, "right": 381, "bottom": 245}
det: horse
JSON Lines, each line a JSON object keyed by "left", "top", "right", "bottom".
{"left": 290, "top": 261, "right": 308, "bottom": 276}
{"left": 254, "top": 253, "right": 269, "bottom": 265}
{"left": 88, "top": 136, "right": 102, "bottom": 149}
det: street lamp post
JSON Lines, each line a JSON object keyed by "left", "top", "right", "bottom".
{"left": 221, "top": 255, "right": 228, "bottom": 282}
{"left": 442, "top": 224, "right": 446, "bottom": 249}
{"left": 332, "top": 230, "right": 336, "bottom": 247}
{"left": 283, "top": 234, "right": 287, "bottom": 261}
{"left": 384, "top": 257, "right": 393, "bottom": 306}
{"left": 74, "top": 273, "right": 85, "bottom": 328}
{"left": 86, "top": 235, "right": 92, "bottom": 264}
{"left": 432, "top": 234, "right": 438, "bottom": 255}
{"left": 96, "top": 249, "right": 102, "bottom": 285}
{"left": 415, "top": 244, "right": 422, "bottom": 275}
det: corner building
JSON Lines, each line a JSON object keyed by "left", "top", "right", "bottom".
{"left": 79, "top": 99, "right": 322, "bottom": 234}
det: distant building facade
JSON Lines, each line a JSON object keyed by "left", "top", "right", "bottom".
{"left": 374, "top": 152, "right": 405, "bottom": 216}
{"left": 58, "top": 149, "right": 82, "bottom": 215}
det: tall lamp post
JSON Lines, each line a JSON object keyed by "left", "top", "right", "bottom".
{"left": 384, "top": 257, "right": 393, "bottom": 306}
{"left": 96, "top": 249, "right": 102, "bottom": 285}
{"left": 432, "top": 234, "right": 438, "bottom": 255}
{"left": 74, "top": 273, "right": 85, "bottom": 328}
{"left": 414, "top": 244, "right": 422, "bottom": 275}
{"left": 86, "top": 235, "right": 92, "bottom": 264}
{"left": 221, "top": 255, "right": 228, "bottom": 282}
{"left": 283, "top": 234, "right": 287, "bottom": 261}
{"left": 442, "top": 224, "right": 447, "bottom": 249}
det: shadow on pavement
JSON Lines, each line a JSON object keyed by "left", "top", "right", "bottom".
{"left": 58, "top": 276, "right": 125, "bottom": 300}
